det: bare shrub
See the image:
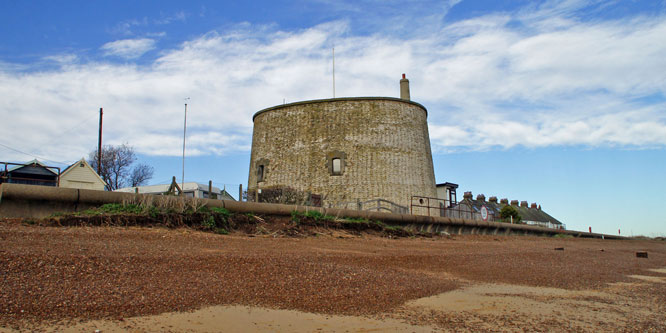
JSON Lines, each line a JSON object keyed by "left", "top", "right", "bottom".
{"left": 247, "top": 186, "right": 310, "bottom": 205}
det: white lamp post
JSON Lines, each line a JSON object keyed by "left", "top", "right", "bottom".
{"left": 182, "top": 97, "right": 190, "bottom": 195}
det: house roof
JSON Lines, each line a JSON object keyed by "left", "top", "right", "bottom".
{"left": 60, "top": 158, "right": 107, "bottom": 186}
{"left": 436, "top": 182, "right": 459, "bottom": 189}
{"left": 5, "top": 159, "right": 59, "bottom": 175}
{"left": 115, "top": 182, "right": 236, "bottom": 200}
{"left": 515, "top": 206, "right": 562, "bottom": 225}
{"left": 457, "top": 196, "right": 562, "bottom": 225}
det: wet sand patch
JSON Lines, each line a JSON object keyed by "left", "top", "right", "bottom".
{"left": 628, "top": 275, "right": 666, "bottom": 283}
{"left": 395, "top": 281, "right": 657, "bottom": 332}
{"left": 32, "top": 306, "right": 436, "bottom": 333}
{"left": 648, "top": 267, "right": 666, "bottom": 274}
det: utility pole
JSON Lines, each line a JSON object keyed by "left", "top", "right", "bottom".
{"left": 98, "top": 108, "right": 103, "bottom": 175}
{"left": 182, "top": 98, "right": 190, "bottom": 195}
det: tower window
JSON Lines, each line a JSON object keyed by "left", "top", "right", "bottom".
{"left": 257, "top": 165, "right": 265, "bottom": 182}
{"left": 327, "top": 151, "right": 346, "bottom": 176}
{"left": 255, "top": 158, "right": 269, "bottom": 183}
{"left": 332, "top": 158, "right": 341, "bottom": 175}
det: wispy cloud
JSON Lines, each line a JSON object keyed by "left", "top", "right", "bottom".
{"left": 1, "top": 3, "right": 665, "bottom": 164}
{"left": 101, "top": 38, "right": 156, "bottom": 59}
{"left": 154, "top": 11, "right": 187, "bottom": 25}
{"left": 42, "top": 54, "right": 78, "bottom": 65}
{"left": 110, "top": 18, "right": 149, "bottom": 36}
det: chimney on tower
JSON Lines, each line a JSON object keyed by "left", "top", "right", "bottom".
{"left": 400, "top": 74, "right": 410, "bottom": 100}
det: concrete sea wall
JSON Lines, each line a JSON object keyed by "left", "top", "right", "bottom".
{"left": 0, "top": 183, "right": 621, "bottom": 239}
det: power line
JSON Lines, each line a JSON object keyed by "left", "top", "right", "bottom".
{"left": 50, "top": 113, "right": 99, "bottom": 141}
{"left": 0, "top": 142, "right": 69, "bottom": 165}
{"left": 0, "top": 111, "right": 98, "bottom": 167}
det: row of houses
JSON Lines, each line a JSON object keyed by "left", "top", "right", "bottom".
{"left": 0, "top": 159, "right": 235, "bottom": 200}
{"left": 454, "top": 192, "right": 564, "bottom": 229}
{"left": 433, "top": 183, "right": 564, "bottom": 229}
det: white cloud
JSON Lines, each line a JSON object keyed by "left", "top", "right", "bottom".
{"left": 1, "top": 7, "right": 666, "bottom": 165}
{"left": 101, "top": 38, "right": 156, "bottom": 59}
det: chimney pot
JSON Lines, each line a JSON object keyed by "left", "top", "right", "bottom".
{"left": 463, "top": 191, "right": 472, "bottom": 199}
{"left": 489, "top": 196, "right": 498, "bottom": 203}
{"left": 500, "top": 198, "right": 508, "bottom": 205}
{"left": 476, "top": 194, "right": 486, "bottom": 201}
{"left": 520, "top": 201, "right": 528, "bottom": 207}
{"left": 530, "top": 203, "right": 537, "bottom": 209}
{"left": 400, "top": 74, "right": 410, "bottom": 100}
{"left": 510, "top": 200, "right": 519, "bottom": 206}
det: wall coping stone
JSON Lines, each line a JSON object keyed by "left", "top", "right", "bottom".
{"left": 253, "top": 97, "right": 428, "bottom": 121}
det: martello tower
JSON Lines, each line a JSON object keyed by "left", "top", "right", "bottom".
{"left": 247, "top": 75, "right": 437, "bottom": 210}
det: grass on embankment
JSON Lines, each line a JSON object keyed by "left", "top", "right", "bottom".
{"left": 37, "top": 199, "right": 416, "bottom": 238}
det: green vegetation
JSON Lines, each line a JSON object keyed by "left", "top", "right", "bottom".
{"left": 214, "top": 228, "right": 229, "bottom": 235}
{"left": 43, "top": 203, "right": 417, "bottom": 239}
{"left": 77, "top": 203, "right": 144, "bottom": 216}
{"left": 201, "top": 215, "right": 216, "bottom": 229}
{"left": 342, "top": 217, "right": 370, "bottom": 223}
{"left": 49, "top": 200, "right": 234, "bottom": 236}
{"left": 291, "top": 210, "right": 335, "bottom": 223}
{"left": 289, "top": 210, "right": 412, "bottom": 236}
{"left": 384, "top": 225, "right": 405, "bottom": 232}
{"left": 553, "top": 233, "right": 573, "bottom": 238}
{"left": 343, "top": 217, "right": 380, "bottom": 226}
{"left": 210, "top": 207, "right": 231, "bottom": 220}
{"left": 341, "top": 216, "right": 389, "bottom": 229}
{"left": 499, "top": 205, "right": 521, "bottom": 223}
{"left": 304, "top": 210, "right": 335, "bottom": 221}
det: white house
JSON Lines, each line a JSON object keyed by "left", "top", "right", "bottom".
{"left": 59, "top": 158, "right": 107, "bottom": 191}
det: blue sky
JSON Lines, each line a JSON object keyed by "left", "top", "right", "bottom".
{"left": 1, "top": 0, "right": 665, "bottom": 236}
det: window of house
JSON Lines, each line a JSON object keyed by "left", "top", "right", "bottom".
{"left": 448, "top": 189, "right": 457, "bottom": 208}
{"left": 257, "top": 165, "right": 265, "bottom": 182}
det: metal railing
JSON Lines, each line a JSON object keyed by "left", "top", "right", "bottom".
{"left": 410, "top": 195, "right": 497, "bottom": 221}
{"left": 328, "top": 198, "right": 409, "bottom": 214}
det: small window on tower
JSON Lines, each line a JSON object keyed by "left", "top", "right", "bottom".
{"left": 327, "top": 151, "right": 345, "bottom": 176}
{"left": 332, "top": 158, "right": 341, "bottom": 175}
{"left": 257, "top": 165, "right": 265, "bottom": 182}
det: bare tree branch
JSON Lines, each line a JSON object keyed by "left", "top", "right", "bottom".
{"left": 88, "top": 144, "right": 153, "bottom": 191}
{"left": 130, "top": 164, "right": 154, "bottom": 187}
